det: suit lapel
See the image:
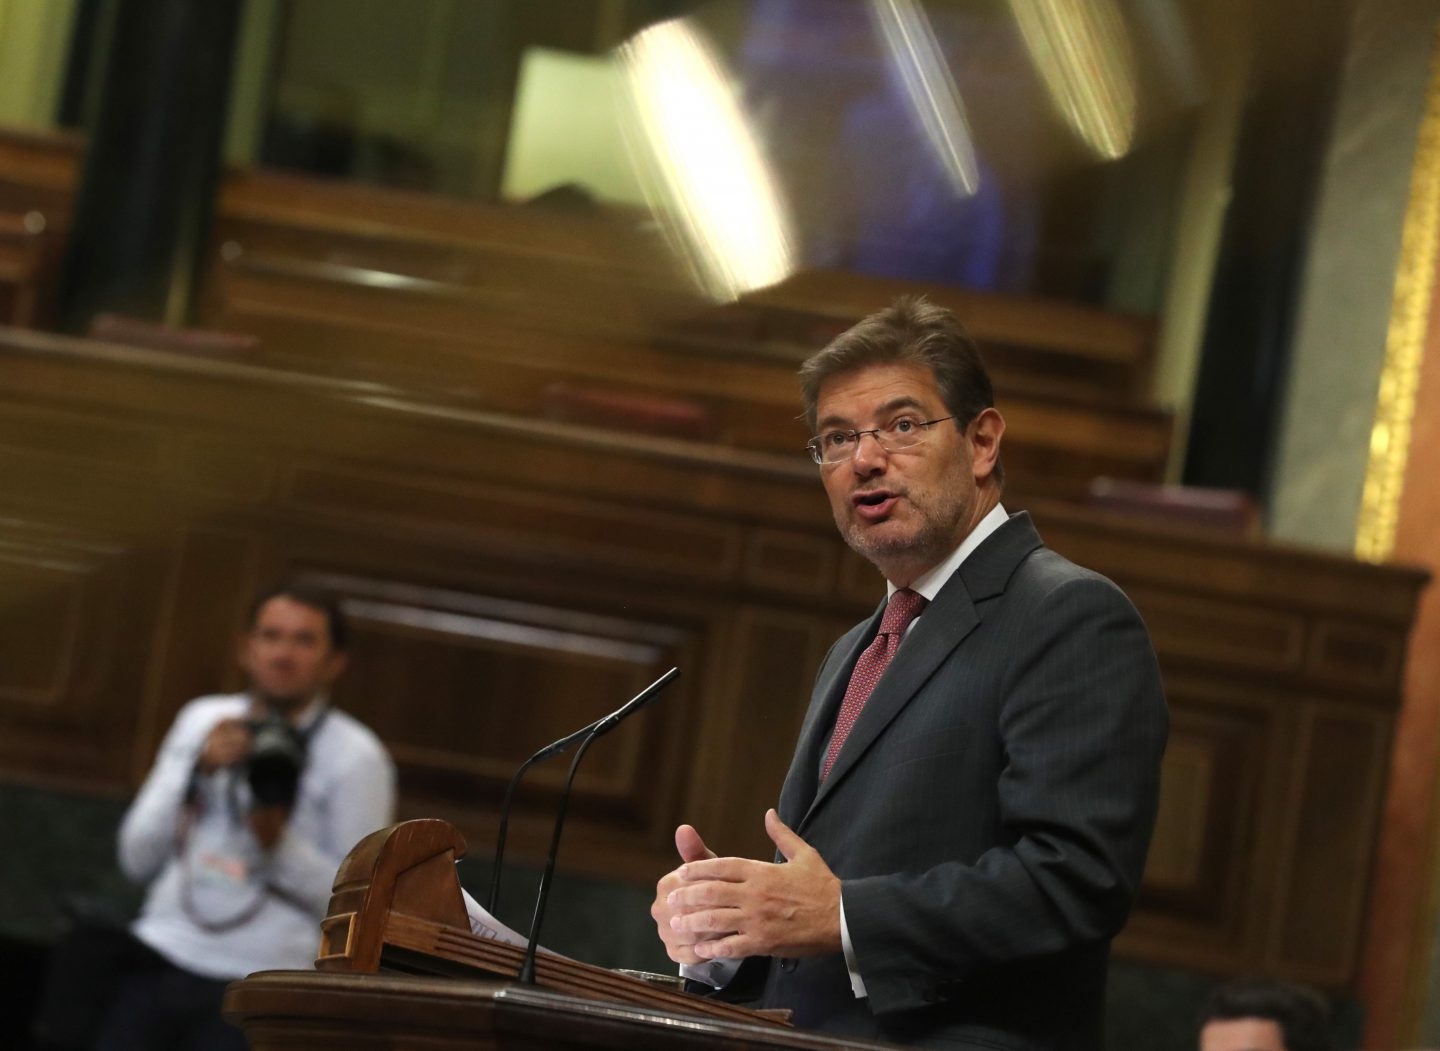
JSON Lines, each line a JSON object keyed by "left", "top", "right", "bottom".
{"left": 797, "top": 513, "right": 1045, "bottom": 828}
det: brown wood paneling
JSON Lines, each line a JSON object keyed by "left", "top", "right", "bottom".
{"left": 0, "top": 398, "right": 169, "bottom": 469}
{"left": 1308, "top": 619, "right": 1405, "bottom": 687}
{"left": 742, "top": 528, "right": 842, "bottom": 599}
{"left": 691, "top": 607, "right": 835, "bottom": 861}
{"left": 284, "top": 463, "right": 744, "bottom": 585}
{"left": 336, "top": 587, "right": 683, "bottom": 834}
{"left": 1119, "top": 679, "right": 1281, "bottom": 969}
{"left": 1128, "top": 587, "right": 1307, "bottom": 673}
{"left": 0, "top": 511, "right": 167, "bottom": 793}
{"left": 136, "top": 527, "right": 262, "bottom": 780}
{"left": 1274, "top": 706, "right": 1391, "bottom": 983}
{"left": 0, "top": 548, "right": 87, "bottom": 705}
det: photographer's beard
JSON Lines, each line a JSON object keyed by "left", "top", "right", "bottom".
{"left": 240, "top": 647, "right": 345, "bottom": 720}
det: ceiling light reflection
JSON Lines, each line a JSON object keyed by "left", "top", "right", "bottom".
{"left": 616, "top": 19, "right": 796, "bottom": 302}
{"left": 1007, "top": 0, "right": 1138, "bottom": 160}
{"left": 868, "top": 0, "right": 980, "bottom": 197}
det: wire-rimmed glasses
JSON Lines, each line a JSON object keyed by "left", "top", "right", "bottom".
{"left": 805, "top": 415, "right": 957, "bottom": 465}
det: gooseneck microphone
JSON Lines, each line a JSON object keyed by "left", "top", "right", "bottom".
{"left": 486, "top": 668, "right": 681, "bottom": 915}
{"left": 488, "top": 720, "right": 608, "bottom": 914}
{"left": 516, "top": 667, "right": 679, "bottom": 984}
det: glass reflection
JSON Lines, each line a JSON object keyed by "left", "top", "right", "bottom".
{"left": 616, "top": 18, "right": 797, "bottom": 301}
{"left": 867, "top": 0, "right": 980, "bottom": 197}
{"left": 1006, "top": 0, "right": 1139, "bottom": 160}
{"left": 240, "top": 0, "right": 1207, "bottom": 310}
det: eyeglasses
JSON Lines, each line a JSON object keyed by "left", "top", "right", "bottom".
{"left": 805, "top": 416, "right": 957, "bottom": 465}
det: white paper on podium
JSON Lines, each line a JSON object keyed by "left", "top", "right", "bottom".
{"left": 460, "top": 887, "right": 567, "bottom": 959}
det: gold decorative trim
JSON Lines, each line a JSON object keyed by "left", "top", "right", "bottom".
{"left": 1356, "top": 27, "right": 1440, "bottom": 562}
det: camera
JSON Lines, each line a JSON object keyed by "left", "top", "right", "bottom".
{"left": 246, "top": 715, "right": 307, "bottom": 808}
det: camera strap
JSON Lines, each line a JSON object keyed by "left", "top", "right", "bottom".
{"left": 176, "top": 778, "right": 273, "bottom": 933}
{"left": 296, "top": 704, "right": 330, "bottom": 750}
{"left": 176, "top": 705, "right": 333, "bottom": 933}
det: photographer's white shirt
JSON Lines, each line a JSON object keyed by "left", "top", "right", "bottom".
{"left": 119, "top": 693, "right": 396, "bottom": 981}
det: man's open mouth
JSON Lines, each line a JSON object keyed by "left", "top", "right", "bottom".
{"left": 852, "top": 490, "right": 900, "bottom": 520}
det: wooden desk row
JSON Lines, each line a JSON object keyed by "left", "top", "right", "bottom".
{"left": 0, "top": 127, "right": 1172, "bottom": 499}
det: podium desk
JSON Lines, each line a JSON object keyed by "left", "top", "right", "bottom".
{"left": 224, "top": 970, "right": 900, "bottom": 1051}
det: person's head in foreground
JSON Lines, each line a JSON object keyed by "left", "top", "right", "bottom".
{"left": 1198, "top": 977, "right": 1333, "bottom": 1051}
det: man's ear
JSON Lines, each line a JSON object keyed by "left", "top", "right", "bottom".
{"left": 969, "top": 408, "right": 1005, "bottom": 481}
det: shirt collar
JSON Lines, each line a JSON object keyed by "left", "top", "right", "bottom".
{"left": 250, "top": 693, "right": 329, "bottom": 730}
{"left": 887, "top": 503, "right": 1009, "bottom": 603}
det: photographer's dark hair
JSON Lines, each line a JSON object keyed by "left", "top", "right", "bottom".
{"left": 1199, "top": 977, "right": 1333, "bottom": 1051}
{"left": 247, "top": 580, "right": 350, "bottom": 651}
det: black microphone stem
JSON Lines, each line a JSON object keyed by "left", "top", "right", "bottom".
{"left": 516, "top": 667, "right": 679, "bottom": 984}
{"left": 517, "top": 728, "right": 602, "bottom": 985}
{"left": 487, "top": 729, "right": 588, "bottom": 914}
{"left": 488, "top": 667, "right": 680, "bottom": 917}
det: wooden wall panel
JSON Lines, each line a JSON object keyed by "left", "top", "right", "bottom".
{"left": 688, "top": 606, "right": 838, "bottom": 861}
{"left": 283, "top": 463, "right": 745, "bottom": 585}
{"left": 1309, "top": 619, "right": 1406, "bottom": 689}
{"left": 742, "top": 527, "right": 842, "bottom": 598}
{"left": 1274, "top": 707, "right": 1391, "bottom": 982}
{"left": 0, "top": 510, "right": 167, "bottom": 793}
{"left": 136, "top": 527, "right": 263, "bottom": 780}
{"left": 1128, "top": 587, "right": 1306, "bottom": 673}
{"left": 1120, "top": 680, "right": 1281, "bottom": 968}
{"left": 0, "top": 548, "right": 87, "bottom": 706}
{"left": 329, "top": 576, "right": 693, "bottom": 870}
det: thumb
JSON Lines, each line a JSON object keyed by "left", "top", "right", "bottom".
{"left": 764, "top": 808, "right": 808, "bottom": 861}
{"left": 674, "top": 824, "right": 716, "bottom": 864}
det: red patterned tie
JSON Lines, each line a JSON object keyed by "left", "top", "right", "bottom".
{"left": 821, "top": 588, "right": 928, "bottom": 780}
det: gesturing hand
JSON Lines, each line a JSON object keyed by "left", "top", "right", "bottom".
{"left": 198, "top": 718, "right": 251, "bottom": 773}
{"left": 652, "top": 824, "right": 720, "bottom": 964}
{"left": 665, "top": 809, "right": 841, "bottom": 961}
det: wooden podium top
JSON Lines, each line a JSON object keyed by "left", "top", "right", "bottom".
{"left": 308, "top": 818, "right": 790, "bottom": 1029}
{"left": 224, "top": 970, "right": 900, "bottom": 1050}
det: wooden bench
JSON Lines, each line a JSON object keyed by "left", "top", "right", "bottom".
{"left": 197, "top": 170, "right": 1175, "bottom": 498}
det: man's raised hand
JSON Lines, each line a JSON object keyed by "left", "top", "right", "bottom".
{"left": 664, "top": 809, "right": 842, "bottom": 961}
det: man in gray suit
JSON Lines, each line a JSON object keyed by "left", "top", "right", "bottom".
{"left": 652, "top": 297, "right": 1168, "bottom": 1049}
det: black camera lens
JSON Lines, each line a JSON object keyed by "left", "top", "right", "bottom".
{"left": 246, "top": 716, "right": 306, "bottom": 808}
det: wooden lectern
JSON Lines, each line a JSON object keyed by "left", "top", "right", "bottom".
{"left": 224, "top": 819, "right": 897, "bottom": 1049}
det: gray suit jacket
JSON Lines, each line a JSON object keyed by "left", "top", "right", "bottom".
{"left": 758, "top": 512, "right": 1168, "bottom": 1050}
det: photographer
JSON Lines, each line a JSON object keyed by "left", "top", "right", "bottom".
{"left": 96, "top": 582, "right": 395, "bottom": 1051}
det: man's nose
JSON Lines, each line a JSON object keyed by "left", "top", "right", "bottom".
{"left": 850, "top": 431, "right": 889, "bottom": 473}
